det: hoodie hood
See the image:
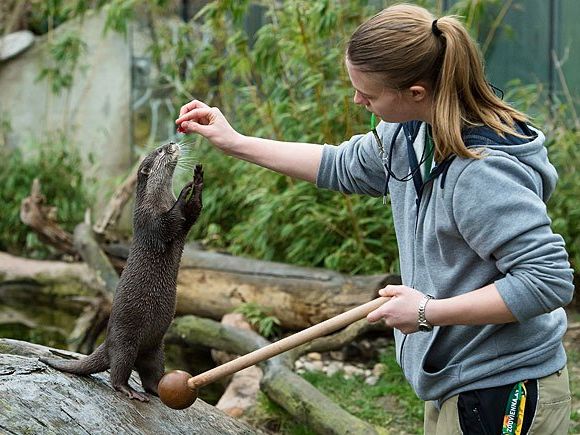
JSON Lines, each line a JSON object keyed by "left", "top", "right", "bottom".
{"left": 461, "top": 122, "right": 558, "bottom": 202}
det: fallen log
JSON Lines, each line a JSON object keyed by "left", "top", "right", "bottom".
{"left": 92, "top": 156, "right": 144, "bottom": 237}
{"left": 1, "top": 246, "right": 401, "bottom": 331}
{"left": 73, "top": 222, "right": 119, "bottom": 297}
{"left": 0, "top": 338, "right": 254, "bottom": 434}
{"left": 213, "top": 313, "right": 262, "bottom": 417}
{"left": 176, "top": 245, "right": 401, "bottom": 329}
{"left": 0, "top": 252, "right": 107, "bottom": 350}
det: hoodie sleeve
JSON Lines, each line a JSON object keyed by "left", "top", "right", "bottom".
{"left": 450, "top": 154, "right": 574, "bottom": 322}
{"left": 316, "top": 122, "right": 395, "bottom": 196}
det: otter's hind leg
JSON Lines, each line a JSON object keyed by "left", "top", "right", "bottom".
{"left": 135, "top": 347, "right": 165, "bottom": 396}
{"left": 109, "top": 343, "right": 149, "bottom": 402}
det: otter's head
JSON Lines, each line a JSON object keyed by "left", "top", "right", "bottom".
{"left": 136, "top": 142, "right": 180, "bottom": 210}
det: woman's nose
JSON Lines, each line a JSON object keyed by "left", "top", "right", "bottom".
{"left": 353, "top": 91, "right": 367, "bottom": 106}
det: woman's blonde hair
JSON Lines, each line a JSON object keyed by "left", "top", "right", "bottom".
{"left": 347, "top": 3, "right": 529, "bottom": 162}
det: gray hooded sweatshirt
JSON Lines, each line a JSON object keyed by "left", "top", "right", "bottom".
{"left": 316, "top": 120, "right": 574, "bottom": 402}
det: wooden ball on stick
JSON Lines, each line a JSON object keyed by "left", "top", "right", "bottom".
{"left": 158, "top": 370, "right": 196, "bottom": 409}
{"left": 158, "top": 297, "right": 389, "bottom": 410}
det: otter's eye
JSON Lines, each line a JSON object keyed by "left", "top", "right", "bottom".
{"left": 141, "top": 167, "right": 151, "bottom": 175}
{"left": 157, "top": 148, "right": 164, "bottom": 155}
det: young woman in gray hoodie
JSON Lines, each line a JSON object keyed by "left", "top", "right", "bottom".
{"left": 175, "top": 4, "right": 574, "bottom": 434}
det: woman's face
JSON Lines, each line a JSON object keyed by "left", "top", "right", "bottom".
{"left": 346, "top": 59, "right": 431, "bottom": 124}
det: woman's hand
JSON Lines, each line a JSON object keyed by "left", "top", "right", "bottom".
{"left": 366, "top": 285, "right": 426, "bottom": 334}
{"left": 175, "top": 100, "right": 242, "bottom": 152}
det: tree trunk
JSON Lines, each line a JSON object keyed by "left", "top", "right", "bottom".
{"left": 176, "top": 245, "right": 401, "bottom": 329}
{"left": 0, "top": 338, "right": 255, "bottom": 434}
{"left": 1, "top": 248, "right": 400, "bottom": 331}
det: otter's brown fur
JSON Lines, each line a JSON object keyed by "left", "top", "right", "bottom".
{"left": 40, "top": 142, "right": 203, "bottom": 401}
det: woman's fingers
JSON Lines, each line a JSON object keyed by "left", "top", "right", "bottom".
{"left": 178, "top": 99, "right": 210, "bottom": 117}
{"left": 176, "top": 107, "right": 215, "bottom": 128}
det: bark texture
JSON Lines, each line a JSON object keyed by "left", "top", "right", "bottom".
{"left": 0, "top": 338, "right": 256, "bottom": 434}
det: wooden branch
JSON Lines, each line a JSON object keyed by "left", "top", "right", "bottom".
{"left": 19, "top": 178, "right": 76, "bottom": 256}
{"left": 67, "top": 296, "right": 111, "bottom": 354}
{"left": 212, "top": 313, "right": 262, "bottom": 417}
{"left": 0, "top": 252, "right": 106, "bottom": 295}
{"left": 66, "top": 222, "right": 119, "bottom": 352}
{"left": 93, "top": 156, "right": 144, "bottom": 236}
{"left": 73, "top": 222, "right": 119, "bottom": 296}
{"left": 166, "top": 315, "right": 381, "bottom": 434}
{"left": 261, "top": 365, "right": 381, "bottom": 434}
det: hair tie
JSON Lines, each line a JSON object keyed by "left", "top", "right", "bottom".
{"left": 432, "top": 19, "right": 443, "bottom": 37}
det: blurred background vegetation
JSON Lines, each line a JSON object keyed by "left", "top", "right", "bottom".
{"left": 0, "top": 0, "right": 577, "bottom": 281}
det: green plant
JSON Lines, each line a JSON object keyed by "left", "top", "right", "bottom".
{"left": 244, "top": 391, "right": 316, "bottom": 435}
{"left": 37, "top": 31, "right": 87, "bottom": 95}
{"left": 155, "top": 1, "right": 402, "bottom": 274}
{"left": 0, "top": 135, "right": 90, "bottom": 257}
{"left": 244, "top": 342, "right": 424, "bottom": 434}
{"left": 233, "top": 302, "right": 281, "bottom": 339}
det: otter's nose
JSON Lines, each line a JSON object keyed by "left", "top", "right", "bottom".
{"left": 166, "top": 142, "right": 179, "bottom": 155}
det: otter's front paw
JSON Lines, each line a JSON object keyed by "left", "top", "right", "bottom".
{"left": 184, "top": 165, "right": 203, "bottom": 225}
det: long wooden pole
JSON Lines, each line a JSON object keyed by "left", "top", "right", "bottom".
{"left": 187, "top": 297, "right": 388, "bottom": 390}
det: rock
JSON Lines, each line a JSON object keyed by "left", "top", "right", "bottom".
{"left": 372, "top": 363, "right": 387, "bottom": 377}
{"left": 306, "top": 352, "right": 322, "bottom": 361}
{"left": 0, "top": 31, "right": 35, "bottom": 61}
{"left": 365, "top": 376, "right": 379, "bottom": 386}
{"left": 329, "top": 350, "right": 345, "bottom": 361}
{"left": 343, "top": 364, "right": 364, "bottom": 378}
{"left": 325, "top": 362, "right": 343, "bottom": 377}
{"left": 303, "top": 360, "right": 324, "bottom": 372}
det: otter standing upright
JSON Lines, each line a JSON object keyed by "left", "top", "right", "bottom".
{"left": 40, "top": 142, "right": 203, "bottom": 402}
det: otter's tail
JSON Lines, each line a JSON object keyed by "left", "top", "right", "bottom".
{"left": 40, "top": 344, "right": 109, "bottom": 375}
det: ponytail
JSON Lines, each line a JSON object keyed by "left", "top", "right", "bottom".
{"left": 347, "top": 4, "right": 529, "bottom": 162}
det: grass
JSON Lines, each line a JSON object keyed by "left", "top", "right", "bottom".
{"left": 244, "top": 343, "right": 424, "bottom": 434}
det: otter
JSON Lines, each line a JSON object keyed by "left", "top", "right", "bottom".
{"left": 40, "top": 142, "right": 203, "bottom": 402}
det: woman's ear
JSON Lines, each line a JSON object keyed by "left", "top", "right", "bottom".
{"left": 408, "top": 84, "right": 428, "bottom": 102}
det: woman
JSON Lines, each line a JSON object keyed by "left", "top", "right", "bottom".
{"left": 175, "top": 4, "right": 573, "bottom": 434}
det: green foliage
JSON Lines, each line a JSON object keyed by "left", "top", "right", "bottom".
{"left": 158, "top": 1, "right": 400, "bottom": 274}
{"left": 233, "top": 302, "right": 281, "bottom": 339}
{"left": 244, "top": 391, "right": 315, "bottom": 434}
{"left": 37, "top": 31, "right": 87, "bottom": 94}
{"left": 103, "top": 0, "right": 137, "bottom": 35}
{"left": 0, "top": 136, "right": 90, "bottom": 257}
